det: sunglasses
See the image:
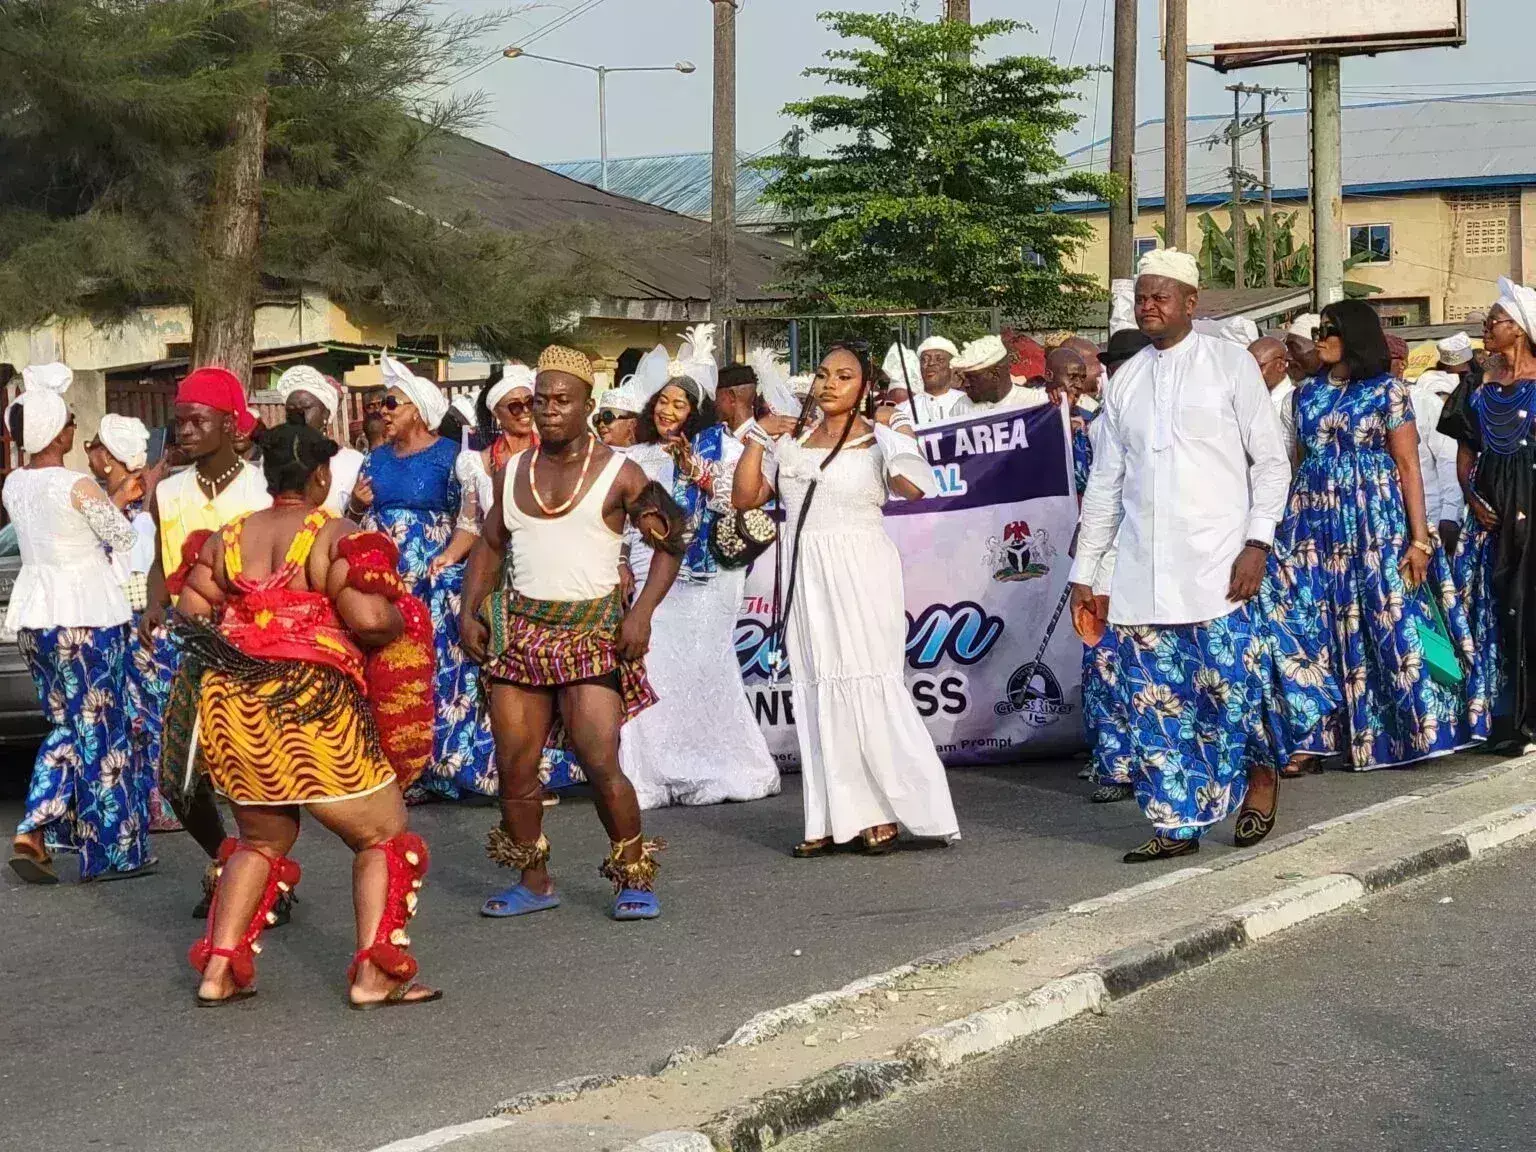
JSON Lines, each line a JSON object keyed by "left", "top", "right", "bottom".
{"left": 595, "top": 411, "right": 637, "bottom": 427}
{"left": 382, "top": 396, "right": 414, "bottom": 412}
{"left": 501, "top": 400, "right": 533, "bottom": 417}
{"left": 1312, "top": 323, "right": 1341, "bottom": 342}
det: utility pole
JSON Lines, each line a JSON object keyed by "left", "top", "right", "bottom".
{"left": 943, "top": 0, "right": 970, "bottom": 20}
{"left": 1224, "top": 83, "right": 1284, "bottom": 289}
{"left": 1230, "top": 88, "right": 1247, "bottom": 290}
{"left": 1260, "top": 91, "right": 1275, "bottom": 287}
{"left": 1163, "top": 0, "right": 1188, "bottom": 251}
{"left": 1310, "top": 54, "right": 1344, "bottom": 309}
{"left": 1108, "top": 0, "right": 1138, "bottom": 279}
{"left": 710, "top": 0, "right": 737, "bottom": 357}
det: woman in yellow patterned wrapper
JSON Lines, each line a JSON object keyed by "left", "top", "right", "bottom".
{"left": 172, "top": 419, "right": 440, "bottom": 1009}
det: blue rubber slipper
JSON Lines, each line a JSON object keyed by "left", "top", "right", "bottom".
{"left": 480, "top": 884, "right": 561, "bottom": 918}
{"left": 611, "top": 888, "right": 660, "bottom": 921}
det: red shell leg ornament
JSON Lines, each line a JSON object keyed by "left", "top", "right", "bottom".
{"left": 347, "top": 832, "right": 429, "bottom": 986}
{"left": 187, "top": 837, "right": 301, "bottom": 989}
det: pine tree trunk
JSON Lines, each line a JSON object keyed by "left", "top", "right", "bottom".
{"left": 190, "top": 82, "right": 268, "bottom": 384}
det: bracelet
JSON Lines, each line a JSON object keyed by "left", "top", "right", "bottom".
{"left": 889, "top": 410, "right": 915, "bottom": 433}
{"left": 1411, "top": 538, "right": 1434, "bottom": 556}
{"left": 1243, "top": 539, "right": 1272, "bottom": 554}
{"left": 740, "top": 419, "right": 773, "bottom": 450}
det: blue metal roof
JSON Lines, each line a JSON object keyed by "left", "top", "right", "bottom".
{"left": 543, "top": 151, "right": 786, "bottom": 227}
{"left": 1058, "top": 92, "right": 1536, "bottom": 212}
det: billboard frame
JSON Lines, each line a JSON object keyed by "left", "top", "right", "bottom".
{"left": 1169, "top": 0, "right": 1466, "bottom": 69}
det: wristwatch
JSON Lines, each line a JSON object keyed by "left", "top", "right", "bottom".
{"left": 1410, "top": 538, "right": 1434, "bottom": 556}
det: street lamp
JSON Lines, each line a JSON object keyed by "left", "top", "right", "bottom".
{"left": 503, "top": 47, "right": 696, "bottom": 192}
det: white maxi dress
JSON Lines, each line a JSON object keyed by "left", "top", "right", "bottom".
{"left": 774, "top": 425, "right": 960, "bottom": 844}
{"left": 618, "top": 437, "right": 782, "bottom": 809}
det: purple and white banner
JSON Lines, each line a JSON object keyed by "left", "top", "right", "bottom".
{"left": 735, "top": 402, "right": 1087, "bottom": 768}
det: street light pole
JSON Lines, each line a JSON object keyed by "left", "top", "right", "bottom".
{"left": 597, "top": 66, "right": 608, "bottom": 191}
{"left": 502, "top": 48, "right": 696, "bottom": 192}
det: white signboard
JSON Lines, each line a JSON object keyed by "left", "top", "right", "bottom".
{"left": 1183, "top": 0, "right": 1464, "bottom": 59}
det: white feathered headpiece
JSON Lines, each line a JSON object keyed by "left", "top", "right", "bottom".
{"left": 747, "top": 346, "right": 799, "bottom": 417}
{"left": 882, "top": 343, "right": 921, "bottom": 390}
{"left": 671, "top": 323, "right": 719, "bottom": 401}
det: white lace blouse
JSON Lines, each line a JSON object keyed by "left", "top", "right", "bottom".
{"left": 3, "top": 467, "right": 136, "bottom": 631}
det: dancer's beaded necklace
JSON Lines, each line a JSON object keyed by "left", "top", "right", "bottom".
{"left": 1479, "top": 380, "right": 1536, "bottom": 456}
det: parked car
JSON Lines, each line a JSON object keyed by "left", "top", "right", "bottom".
{"left": 0, "top": 525, "right": 49, "bottom": 747}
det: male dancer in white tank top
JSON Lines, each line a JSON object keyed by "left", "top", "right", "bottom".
{"left": 461, "top": 345, "right": 686, "bottom": 921}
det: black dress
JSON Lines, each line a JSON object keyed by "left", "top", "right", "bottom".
{"left": 1438, "top": 377, "right": 1536, "bottom": 737}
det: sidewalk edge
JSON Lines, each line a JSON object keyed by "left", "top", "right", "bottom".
{"left": 618, "top": 802, "right": 1536, "bottom": 1152}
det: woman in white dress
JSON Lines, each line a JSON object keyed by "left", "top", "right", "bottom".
{"left": 4, "top": 363, "right": 152, "bottom": 883}
{"left": 618, "top": 335, "right": 781, "bottom": 809}
{"left": 276, "top": 365, "right": 365, "bottom": 515}
{"left": 732, "top": 343, "right": 958, "bottom": 855}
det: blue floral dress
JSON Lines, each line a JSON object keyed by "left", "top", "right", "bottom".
{"left": 1438, "top": 377, "right": 1536, "bottom": 737}
{"left": 1272, "top": 372, "right": 1482, "bottom": 767}
{"left": 364, "top": 438, "right": 496, "bottom": 798}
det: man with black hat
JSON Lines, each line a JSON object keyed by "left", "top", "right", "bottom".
{"left": 715, "top": 362, "right": 761, "bottom": 441}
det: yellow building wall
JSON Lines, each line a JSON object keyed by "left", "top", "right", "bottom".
{"left": 1067, "top": 188, "right": 1530, "bottom": 325}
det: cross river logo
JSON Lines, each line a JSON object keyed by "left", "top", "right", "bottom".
{"left": 994, "top": 661, "right": 1073, "bottom": 727}
{"left": 987, "top": 520, "right": 1054, "bottom": 583}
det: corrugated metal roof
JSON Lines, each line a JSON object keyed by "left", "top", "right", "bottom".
{"left": 428, "top": 133, "right": 788, "bottom": 304}
{"left": 542, "top": 151, "right": 785, "bottom": 227}
{"left": 1061, "top": 92, "right": 1536, "bottom": 209}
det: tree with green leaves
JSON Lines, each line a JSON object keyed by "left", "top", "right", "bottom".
{"left": 754, "top": 11, "right": 1115, "bottom": 325}
{"left": 0, "top": 0, "right": 600, "bottom": 380}
{"left": 1161, "top": 209, "right": 1383, "bottom": 299}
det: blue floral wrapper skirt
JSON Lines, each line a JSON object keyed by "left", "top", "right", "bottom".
{"left": 16, "top": 624, "right": 150, "bottom": 878}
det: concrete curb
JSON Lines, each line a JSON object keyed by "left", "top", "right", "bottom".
{"left": 613, "top": 796, "right": 1536, "bottom": 1152}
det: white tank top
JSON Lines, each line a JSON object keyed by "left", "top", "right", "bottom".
{"left": 503, "top": 448, "right": 626, "bottom": 601}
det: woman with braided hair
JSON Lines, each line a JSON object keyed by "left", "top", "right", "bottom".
{"left": 173, "top": 419, "right": 440, "bottom": 1008}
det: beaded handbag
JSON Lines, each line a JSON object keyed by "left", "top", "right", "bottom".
{"left": 707, "top": 507, "right": 777, "bottom": 571}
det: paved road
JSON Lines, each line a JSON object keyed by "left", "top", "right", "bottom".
{"left": 792, "top": 833, "right": 1536, "bottom": 1152}
{"left": 0, "top": 750, "right": 1508, "bottom": 1152}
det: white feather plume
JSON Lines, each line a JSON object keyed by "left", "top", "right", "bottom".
{"left": 633, "top": 343, "right": 672, "bottom": 404}
{"left": 748, "top": 347, "right": 799, "bottom": 417}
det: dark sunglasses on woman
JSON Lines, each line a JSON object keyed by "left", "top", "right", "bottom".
{"left": 595, "top": 411, "right": 637, "bottom": 428}
{"left": 382, "top": 396, "right": 413, "bottom": 412}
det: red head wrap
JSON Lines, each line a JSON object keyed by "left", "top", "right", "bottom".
{"left": 1002, "top": 331, "right": 1047, "bottom": 383}
{"left": 176, "top": 366, "right": 258, "bottom": 437}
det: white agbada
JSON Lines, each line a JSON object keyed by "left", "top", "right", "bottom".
{"left": 1071, "top": 330, "right": 1290, "bottom": 626}
{"left": 1410, "top": 369, "right": 1463, "bottom": 525}
{"left": 324, "top": 446, "right": 365, "bottom": 517}
{"left": 773, "top": 423, "right": 959, "bottom": 843}
{"left": 910, "top": 388, "right": 973, "bottom": 424}
{"left": 1269, "top": 376, "right": 1298, "bottom": 462}
{"left": 618, "top": 434, "right": 781, "bottom": 809}
{"left": 970, "top": 382, "right": 1045, "bottom": 414}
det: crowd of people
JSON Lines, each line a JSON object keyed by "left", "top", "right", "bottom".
{"left": 5, "top": 247, "right": 1536, "bottom": 1006}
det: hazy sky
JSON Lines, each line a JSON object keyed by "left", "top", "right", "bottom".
{"left": 448, "top": 0, "right": 1532, "bottom": 164}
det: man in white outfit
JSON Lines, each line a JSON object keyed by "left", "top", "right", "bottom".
{"left": 912, "top": 336, "right": 974, "bottom": 423}
{"left": 1070, "top": 249, "right": 1292, "bottom": 863}
{"left": 955, "top": 335, "right": 1043, "bottom": 412}
{"left": 1414, "top": 332, "right": 1475, "bottom": 552}
{"left": 1248, "top": 336, "right": 1297, "bottom": 462}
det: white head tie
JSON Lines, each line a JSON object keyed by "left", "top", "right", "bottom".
{"left": 916, "top": 336, "right": 959, "bottom": 359}
{"left": 8, "top": 362, "right": 72, "bottom": 454}
{"left": 97, "top": 414, "right": 150, "bottom": 471}
{"left": 380, "top": 351, "right": 448, "bottom": 432}
{"left": 276, "top": 365, "right": 339, "bottom": 419}
{"left": 1494, "top": 278, "right": 1536, "bottom": 343}
{"left": 1136, "top": 248, "right": 1200, "bottom": 289}
{"left": 598, "top": 381, "right": 644, "bottom": 415}
{"left": 486, "top": 364, "right": 536, "bottom": 413}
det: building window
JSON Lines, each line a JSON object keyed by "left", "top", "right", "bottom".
{"left": 1464, "top": 217, "right": 1509, "bottom": 257}
{"left": 1134, "top": 237, "right": 1159, "bottom": 261}
{"left": 1349, "top": 224, "right": 1391, "bottom": 265}
{"left": 1451, "top": 190, "right": 1518, "bottom": 211}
